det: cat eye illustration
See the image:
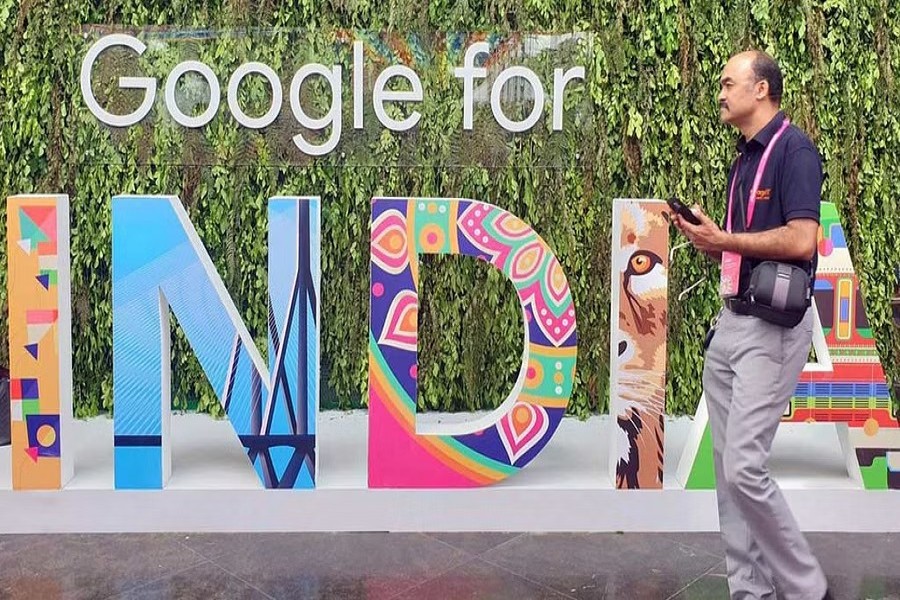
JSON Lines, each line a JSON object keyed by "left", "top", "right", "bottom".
{"left": 623, "top": 250, "right": 663, "bottom": 335}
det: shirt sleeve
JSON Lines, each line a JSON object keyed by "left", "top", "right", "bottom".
{"left": 781, "top": 146, "right": 823, "bottom": 223}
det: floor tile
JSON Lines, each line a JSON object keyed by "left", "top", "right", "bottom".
{"left": 188, "top": 532, "right": 469, "bottom": 600}
{"left": 668, "top": 571, "right": 730, "bottom": 600}
{"left": 808, "top": 533, "right": 900, "bottom": 600}
{"left": 423, "top": 532, "right": 525, "bottom": 556}
{"left": 0, "top": 534, "right": 203, "bottom": 600}
{"left": 481, "top": 533, "right": 723, "bottom": 599}
{"left": 661, "top": 533, "right": 726, "bottom": 559}
{"left": 395, "top": 558, "right": 573, "bottom": 600}
{"left": 117, "top": 561, "right": 273, "bottom": 600}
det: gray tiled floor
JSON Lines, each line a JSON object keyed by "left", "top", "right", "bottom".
{"left": 0, "top": 532, "right": 895, "bottom": 599}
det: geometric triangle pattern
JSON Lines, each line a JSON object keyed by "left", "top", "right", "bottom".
{"left": 8, "top": 195, "right": 68, "bottom": 490}
{"left": 18, "top": 207, "right": 50, "bottom": 249}
{"left": 38, "top": 256, "right": 58, "bottom": 288}
{"left": 27, "top": 323, "right": 52, "bottom": 345}
{"left": 21, "top": 205, "right": 55, "bottom": 232}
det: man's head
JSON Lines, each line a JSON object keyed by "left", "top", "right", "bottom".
{"left": 718, "top": 50, "right": 783, "bottom": 128}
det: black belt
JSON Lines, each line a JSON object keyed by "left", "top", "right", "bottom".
{"left": 724, "top": 297, "right": 753, "bottom": 315}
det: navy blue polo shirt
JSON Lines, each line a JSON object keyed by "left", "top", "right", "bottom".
{"left": 725, "top": 110, "right": 823, "bottom": 296}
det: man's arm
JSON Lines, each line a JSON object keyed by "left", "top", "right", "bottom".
{"left": 724, "top": 219, "right": 818, "bottom": 261}
{"left": 673, "top": 210, "right": 817, "bottom": 262}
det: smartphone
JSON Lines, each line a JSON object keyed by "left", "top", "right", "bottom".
{"left": 667, "top": 197, "right": 702, "bottom": 226}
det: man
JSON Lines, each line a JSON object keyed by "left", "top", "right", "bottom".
{"left": 673, "top": 51, "right": 832, "bottom": 600}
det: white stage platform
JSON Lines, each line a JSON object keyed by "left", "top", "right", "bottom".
{"left": 1, "top": 412, "right": 897, "bottom": 533}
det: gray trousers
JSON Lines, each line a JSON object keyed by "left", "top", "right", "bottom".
{"left": 703, "top": 307, "right": 827, "bottom": 600}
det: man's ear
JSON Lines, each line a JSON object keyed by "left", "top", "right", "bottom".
{"left": 756, "top": 79, "right": 770, "bottom": 101}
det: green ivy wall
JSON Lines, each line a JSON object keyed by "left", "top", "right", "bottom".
{"left": 0, "top": 0, "right": 897, "bottom": 419}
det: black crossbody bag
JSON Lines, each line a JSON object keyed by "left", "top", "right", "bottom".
{"left": 744, "top": 261, "right": 812, "bottom": 328}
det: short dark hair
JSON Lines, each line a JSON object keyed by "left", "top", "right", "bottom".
{"left": 751, "top": 51, "right": 783, "bottom": 105}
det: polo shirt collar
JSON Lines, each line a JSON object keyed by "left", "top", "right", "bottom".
{"left": 736, "top": 110, "right": 786, "bottom": 153}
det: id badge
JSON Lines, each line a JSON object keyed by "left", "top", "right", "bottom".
{"left": 720, "top": 250, "right": 742, "bottom": 298}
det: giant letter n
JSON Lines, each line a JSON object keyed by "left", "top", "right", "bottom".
{"left": 112, "top": 195, "right": 320, "bottom": 489}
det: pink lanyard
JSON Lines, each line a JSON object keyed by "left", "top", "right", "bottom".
{"left": 726, "top": 119, "right": 791, "bottom": 233}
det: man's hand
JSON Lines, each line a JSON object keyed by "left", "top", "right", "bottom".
{"left": 672, "top": 205, "right": 727, "bottom": 260}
